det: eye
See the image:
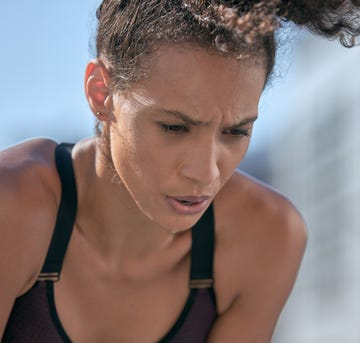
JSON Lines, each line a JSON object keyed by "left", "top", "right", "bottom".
{"left": 223, "top": 128, "right": 251, "bottom": 138}
{"left": 160, "top": 124, "right": 189, "bottom": 133}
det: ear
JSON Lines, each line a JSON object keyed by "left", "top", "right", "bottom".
{"left": 84, "top": 60, "right": 112, "bottom": 120}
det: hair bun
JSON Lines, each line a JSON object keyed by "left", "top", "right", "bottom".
{"left": 282, "top": 0, "right": 360, "bottom": 47}
{"left": 183, "top": 0, "right": 360, "bottom": 46}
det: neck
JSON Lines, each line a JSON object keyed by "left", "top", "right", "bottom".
{"left": 72, "top": 139, "right": 190, "bottom": 270}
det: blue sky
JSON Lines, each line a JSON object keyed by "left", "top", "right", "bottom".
{"left": 1, "top": 1, "right": 100, "bottom": 149}
{"left": 0, "top": 1, "right": 298, "bottom": 152}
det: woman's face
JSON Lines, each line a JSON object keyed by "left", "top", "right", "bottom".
{"left": 107, "top": 45, "right": 265, "bottom": 233}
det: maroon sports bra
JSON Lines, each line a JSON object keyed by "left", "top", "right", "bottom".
{"left": 2, "top": 143, "right": 217, "bottom": 343}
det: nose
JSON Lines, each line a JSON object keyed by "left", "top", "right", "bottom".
{"left": 179, "top": 138, "right": 220, "bottom": 186}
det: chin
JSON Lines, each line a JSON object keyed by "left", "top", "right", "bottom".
{"left": 157, "top": 212, "right": 205, "bottom": 235}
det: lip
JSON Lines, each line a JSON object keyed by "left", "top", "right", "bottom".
{"left": 166, "top": 195, "right": 210, "bottom": 215}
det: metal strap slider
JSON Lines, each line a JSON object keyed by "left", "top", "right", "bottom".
{"left": 190, "top": 278, "right": 214, "bottom": 289}
{"left": 38, "top": 272, "right": 60, "bottom": 282}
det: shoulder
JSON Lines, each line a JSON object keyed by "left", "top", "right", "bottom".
{"left": 213, "top": 170, "right": 307, "bottom": 314}
{"left": 0, "top": 138, "right": 61, "bottom": 295}
{"left": 215, "top": 169, "right": 306, "bottom": 245}
{"left": 0, "top": 138, "right": 61, "bottom": 211}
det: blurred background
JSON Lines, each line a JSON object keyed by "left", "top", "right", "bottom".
{"left": 1, "top": 1, "right": 360, "bottom": 342}
{"left": 244, "top": 34, "right": 360, "bottom": 343}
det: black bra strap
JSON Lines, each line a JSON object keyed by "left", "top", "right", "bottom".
{"left": 39, "top": 143, "right": 77, "bottom": 281}
{"left": 190, "top": 204, "right": 215, "bottom": 288}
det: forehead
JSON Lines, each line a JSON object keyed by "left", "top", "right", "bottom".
{"left": 126, "top": 44, "right": 265, "bottom": 122}
{"left": 145, "top": 44, "right": 266, "bottom": 90}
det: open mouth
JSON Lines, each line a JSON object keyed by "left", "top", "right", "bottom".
{"left": 167, "top": 196, "right": 209, "bottom": 215}
{"left": 178, "top": 199, "right": 197, "bottom": 205}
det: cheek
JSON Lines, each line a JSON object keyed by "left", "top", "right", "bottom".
{"left": 109, "top": 126, "right": 168, "bottom": 188}
{"left": 212, "top": 142, "right": 250, "bottom": 189}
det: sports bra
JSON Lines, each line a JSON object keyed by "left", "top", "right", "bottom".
{"left": 2, "top": 143, "right": 217, "bottom": 343}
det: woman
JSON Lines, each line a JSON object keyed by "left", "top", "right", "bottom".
{"left": 1, "top": 1, "right": 359, "bottom": 342}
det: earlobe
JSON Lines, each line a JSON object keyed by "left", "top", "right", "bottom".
{"left": 85, "top": 60, "right": 112, "bottom": 119}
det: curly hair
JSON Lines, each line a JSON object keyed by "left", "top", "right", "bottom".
{"left": 95, "top": 0, "right": 360, "bottom": 92}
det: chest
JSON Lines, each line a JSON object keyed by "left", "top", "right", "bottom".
{"left": 54, "top": 260, "right": 191, "bottom": 343}
{"left": 49, "top": 222, "right": 241, "bottom": 343}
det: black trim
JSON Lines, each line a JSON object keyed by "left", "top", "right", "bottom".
{"left": 40, "top": 143, "right": 77, "bottom": 275}
{"left": 208, "top": 287, "right": 217, "bottom": 312}
{"left": 160, "top": 204, "right": 216, "bottom": 342}
{"left": 190, "top": 204, "right": 215, "bottom": 281}
{"left": 46, "top": 282, "right": 205, "bottom": 343}
{"left": 41, "top": 144, "right": 216, "bottom": 343}
{"left": 46, "top": 281, "right": 73, "bottom": 343}
{"left": 157, "top": 289, "right": 198, "bottom": 343}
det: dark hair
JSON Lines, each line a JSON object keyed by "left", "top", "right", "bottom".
{"left": 95, "top": 0, "right": 360, "bottom": 92}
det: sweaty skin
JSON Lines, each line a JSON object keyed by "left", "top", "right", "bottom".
{"left": 0, "top": 45, "right": 306, "bottom": 342}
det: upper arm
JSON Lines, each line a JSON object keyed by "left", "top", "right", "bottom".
{"left": 0, "top": 138, "right": 60, "bottom": 337}
{"left": 211, "top": 178, "right": 307, "bottom": 342}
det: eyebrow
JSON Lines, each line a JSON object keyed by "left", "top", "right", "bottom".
{"left": 160, "top": 109, "right": 258, "bottom": 127}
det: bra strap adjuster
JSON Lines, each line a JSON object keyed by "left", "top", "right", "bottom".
{"left": 38, "top": 272, "right": 60, "bottom": 282}
{"left": 190, "top": 278, "right": 214, "bottom": 289}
